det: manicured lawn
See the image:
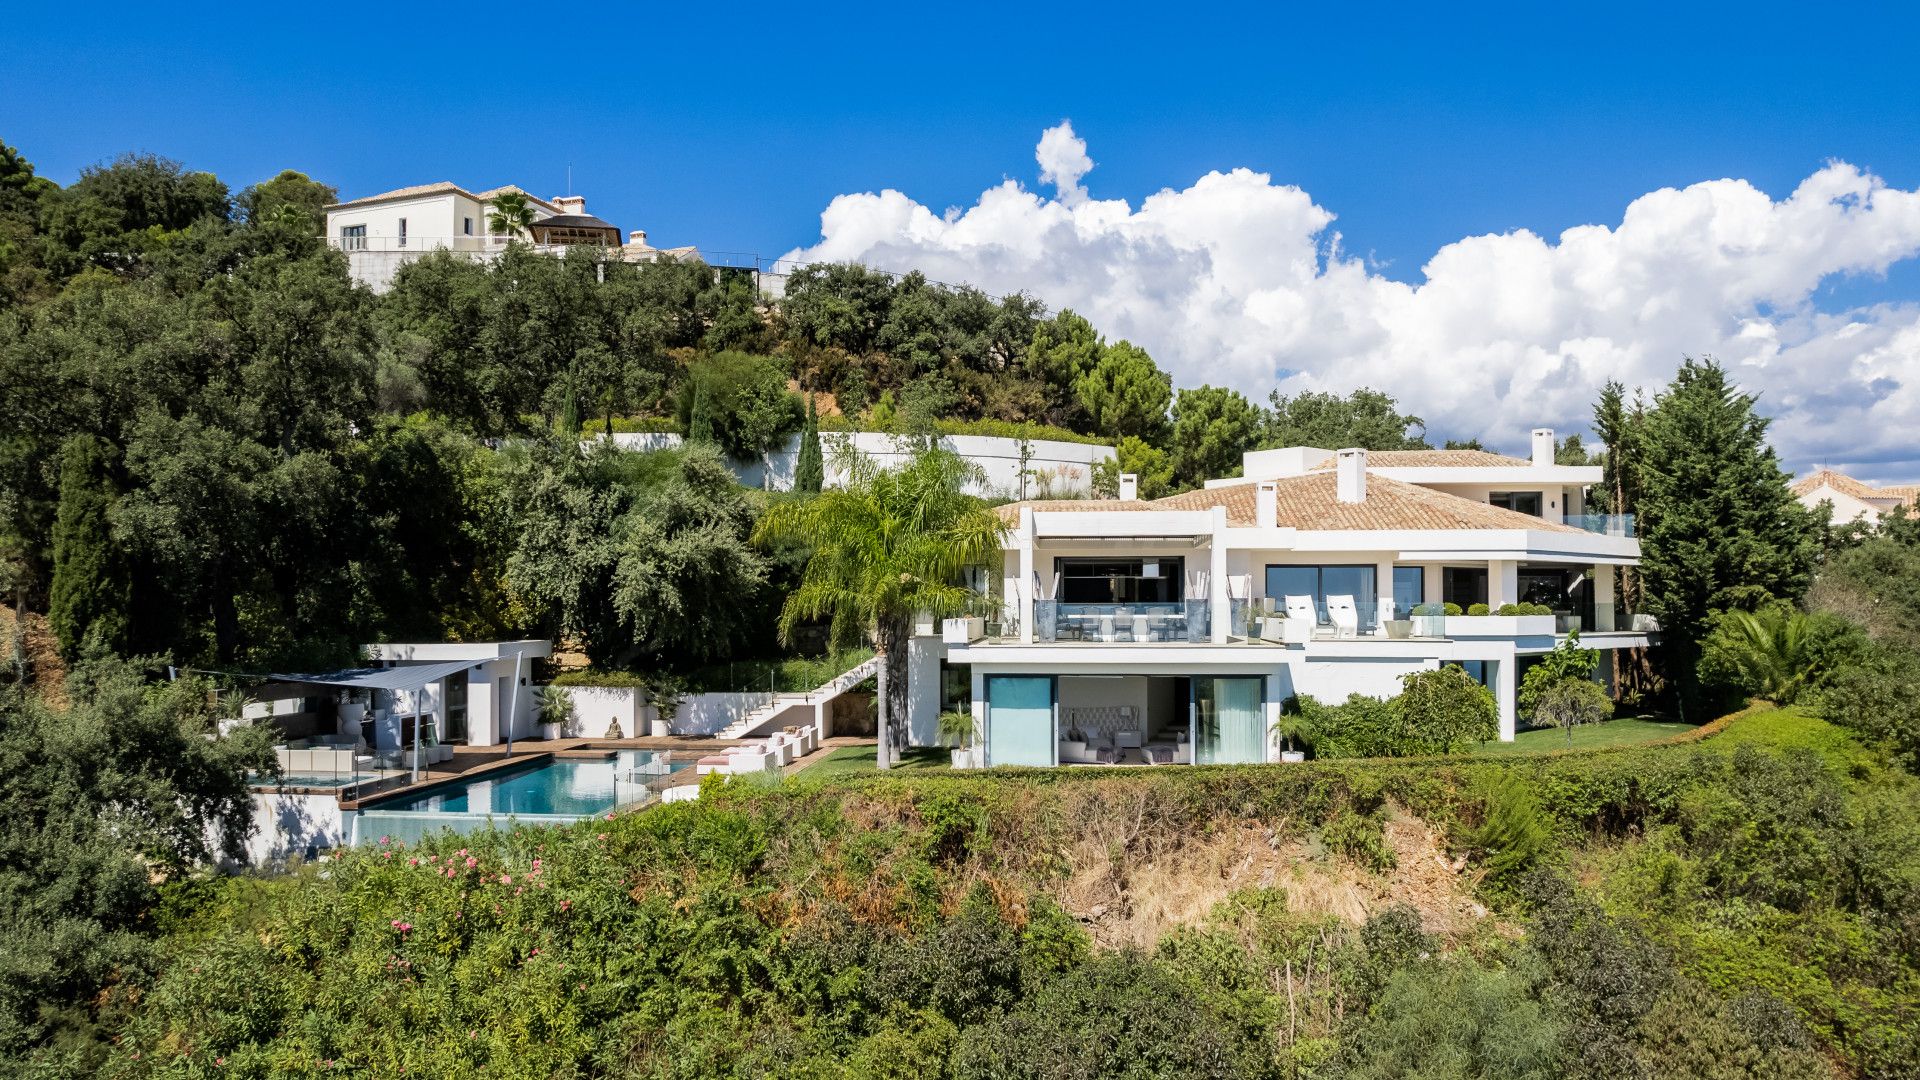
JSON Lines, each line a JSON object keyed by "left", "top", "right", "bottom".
{"left": 798, "top": 745, "right": 951, "bottom": 780}
{"left": 1471, "top": 716, "right": 1698, "bottom": 756}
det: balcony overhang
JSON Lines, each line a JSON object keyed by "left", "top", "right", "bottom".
{"left": 1027, "top": 508, "right": 1219, "bottom": 541}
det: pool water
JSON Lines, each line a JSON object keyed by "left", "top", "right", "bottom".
{"left": 374, "top": 753, "right": 661, "bottom": 817}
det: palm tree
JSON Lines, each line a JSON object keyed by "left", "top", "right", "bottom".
{"left": 487, "top": 191, "right": 536, "bottom": 240}
{"left": 1712, "top": 605, "right": 1820, "bottom": 704}
{"left": 755, "top": 446, "right": 1005, "bottom": 768}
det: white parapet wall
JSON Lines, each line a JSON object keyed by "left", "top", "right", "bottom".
{"left": 607, "top": 430, "right": 1114, "bottom": 499}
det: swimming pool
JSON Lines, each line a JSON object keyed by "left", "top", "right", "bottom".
{"left": 350, "top": 751, "right": 671, "bottom": 844}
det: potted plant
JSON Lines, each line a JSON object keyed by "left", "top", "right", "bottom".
{"left": 534, "top": 685, "right": 575, "bottom": 741}
{"left": 645, "top": 675, "right": 684, "bottom": 738}
{"left": 938, "top": 709, "right": 978, "bottom": 768}
{"left": 1270, "top": 702, "right": 1314, "bottom": 763}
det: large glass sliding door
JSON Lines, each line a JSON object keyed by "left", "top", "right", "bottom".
{"left": 986, "top": 676, "right": 1056, "bottom": 767}
{"left": 1192, "top": 676, "right": 1265, "bottom": 764}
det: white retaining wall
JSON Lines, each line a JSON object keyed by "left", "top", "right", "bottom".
{"left": 244, "top": 792, "right": 349, "bottom": 864}
{"left": 607, "top": 431, "right": 1113, "bottom": 499}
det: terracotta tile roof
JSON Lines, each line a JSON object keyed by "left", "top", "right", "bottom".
{"left": 993, "top": 499, "right": 1125, "bottom": 523}
{"left": 1879, "top": 484, "right": 1920, "bottom": 507}
{"left": 1306, "top": 448, "right": 1534, "bottom": 469}
{"left": 1791, "top": 469, "right": 1892, "bottom": 502}
{"left": 331, "top": 182, "right": 559, "bottom": 212}
{"left": 999, "top": 476, "right": 1587, "bottom": 533}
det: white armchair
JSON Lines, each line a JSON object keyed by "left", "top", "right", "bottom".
{"left": 1326, "top": 594, "right": 1359, "bottom": 639}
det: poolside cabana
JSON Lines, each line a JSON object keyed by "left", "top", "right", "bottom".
{"left": 268, "top": 658, "right": 489, "bottom": 782}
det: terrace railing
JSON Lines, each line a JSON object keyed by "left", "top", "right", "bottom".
{"left": 1564, "top": 513, "right": 1635, "bottom": 537}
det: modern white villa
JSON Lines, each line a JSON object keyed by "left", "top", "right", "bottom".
{"left": 907, "top": 429, "right": 1650, "bottom": 766}
{"left": 323, "top": 182, "right": 698, "bottom": 290}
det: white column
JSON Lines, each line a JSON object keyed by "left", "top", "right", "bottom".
{"left": 1375, "top": 556, "right": 1395, "bottom": 628}
{"left": 1265, "top": 672, "right": 1285, "bottom": 762}
{"left": 1490, "top": 560, "right": 1519, "bottom": 609}
{"left": 1209, "top": 506, "right": 1230, "bottom": 642}
{"left": 1423, "top": 563, "right": 1445, "bottom": 606}
{"left": 970, "top": 669, "right": 988, "bottom": 765}
{"left": 1593, "top": 566, "right": 1616, "bottom": 631}
{"left": 815, "top": 700, "right": 828, "bottom": 740}
{"left": 1018, "top": 507, "right": 1036, "bottom": 644}
{"left": 1495, "top": 655, "right": 1517, "bottom": 741}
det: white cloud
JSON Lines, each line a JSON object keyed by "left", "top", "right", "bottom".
{"left": 781, "top": 127, "right": 1920, "bottom": 481}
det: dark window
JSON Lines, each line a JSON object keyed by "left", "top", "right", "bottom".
{"left": 939, "top": 661, "right": 970, "bottom": 713}
{"left": 1055, "top": 557, "right": 1184, "bottom": 604}
{"left": 1490, "top": 491, "right": 1543, "bottom": 517}
{"left": 1264, "top": 564, "right": 1377, "bottom": 622}
{"left": 338, "top": 224, "right": 366, "bottom": 251}
{"left": 1392, "top": 566, "right": 1424, "bottom": 616}
{"left": 1444, "top": 567, "right": 1488, "bottom": 609}
{"left": 397, "top": 217, "right": 408, "bottom": 247}
{"left": 463, "top": 216, "right": 473, "bottom": 236}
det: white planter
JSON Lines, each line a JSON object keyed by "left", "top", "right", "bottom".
{"left": 942, "top": 617, "right": 985, "bottom": 644}
{"left": 1445, "top": 615, "right": 1557, "bottom": 638}
{"left": 1280, "top": 750, "right": 1306, "bottom": 764}
{"left": 540, "top": 722, "right": 561, "bottom": 741}
{"left": 649, "top": 717, "right": 671, "bottom": 738}
{"left": 950, "top": 747, "right": 979, "bottom": 769}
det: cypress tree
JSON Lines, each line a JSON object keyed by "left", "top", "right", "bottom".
{"left": 688, "top": 380, "right": 716, "bottom": 445}
{"left": 1635, "top": 358, "right": 1816, "bottom": 707}
{"left": 794, "top": 396, "right": 824, "bottom": 494}
{"left": 48, "top": 434, "right": 131, "bottom": 659}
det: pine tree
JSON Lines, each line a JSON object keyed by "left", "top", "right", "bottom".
{"left": 48, "top": 435, "right": 131, "bottom": 659}
{"left": 1636, "top": 359, "right": 1817, "bottom": 708}
{"left": 794, "top": 396, "right": 825, "bottom": 494}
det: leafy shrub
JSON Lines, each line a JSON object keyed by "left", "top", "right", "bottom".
{"left": 1532, "top": 679, "right": 1613, "bottom": 741}
{"left": 950, "top": 953, "right": 1263, "bottom": 1080}
{"left": 1444, "top": 602, "right": 1463, "bottom": 616}
{"left": 1496, "top": 602, "right": 1554, "bottom": 616}
{"left": 1697, "top": 604, "right": 1869, "bottom": 706}
{"left": 1518, "top": 632, "right": 1601, "bottom": 720}
{"left": 1396, "top": 665, "right": 1497, "bottom": 752}
{"left": 1470, "top": 774, "right": 1553, "bottom": 890}
{"left": 675, "top": 351, "right": 803, "bottom": 457}
{"left": 1468, "top": 603, "right": 1491, "bottom": 616}
{"left": 1813, "top": 646, "right": 1920, "bottom": 772}
{"left": 1342, "top": 959, "right": 1563, "bottom": 1080}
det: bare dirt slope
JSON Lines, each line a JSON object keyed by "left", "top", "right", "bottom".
{"left": 0, "top": 603, "right": 67, "bottom": 709}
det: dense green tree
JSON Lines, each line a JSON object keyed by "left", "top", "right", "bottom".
{"left": 0, "top": 659, "right": 274, "bottom": 1071}
{"left": 1075, "top": 339, "right": 1172, "bottom": 439}
{"left": 1025, "top": 309, "right": 1103, "bottom": 425}
{"left": 676, "top": 352, "right": 800, "bottom": 458}
{"left": 1517, "top": 632, "right": 1600, "bottom": 721}
{"left": 794, "top": 396, "right": 825, "bottom": 494}
{"left": 46, "top": 435, "right": 129, "bottom": 659}
{"left": 233, "top": 170, "right": 336, "bottom": 237}
{"left": 1264, "top": 387, "right": 1429, "bottom": 450}
{"left": 1092, "top": 435, "right": 1175, "bottom": 500}
{"left": 1697, "top": 605, "right": 1866, "bottom": 706}
{"left": 1168, "top": 385, "right": 1263, "bottom": 490}
{"left": 1344, "top": 960, "right": 1563, "bottom": 1080}
{"left": 1635, "top": 359, "right": 1817, "bottom": 707}
{"left": 37, "top": 153, "right": 229, "bottom": 276}
{"left": 755, "top": 446, "right": 1004, "bottom": 768}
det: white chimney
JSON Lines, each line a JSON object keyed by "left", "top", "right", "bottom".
{"left": 554, "top": 195, "right": 586, "bottom": 215}
{"left": 1531, "top": 428, "right": 1554, "bottom": 467}
{"left": 1335, "top": 448, "right": 1367, "bottom": 503}
{"left": 628, "top": 229, "right": 649, "bottom": 246}
{"left": 1118, "top": 473, "right": 1139, "bottom": 501}
{"left": 1256, "top": 481, "right": 1277, "bottom": 527}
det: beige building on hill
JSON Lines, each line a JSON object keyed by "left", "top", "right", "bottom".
{"left": 323, "top": 181, "right": 698, "bottom": 291}
{"left": 1791, "top": 469, "right": 1919, "bottom": 526}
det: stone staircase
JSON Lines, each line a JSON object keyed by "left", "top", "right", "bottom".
{"left": 716, "top": 654, "right": 883, "bottom": 740}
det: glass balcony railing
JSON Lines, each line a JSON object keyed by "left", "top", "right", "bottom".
{"left": 1563, "top": 513, "right": 1635, "bottom": 537}
{"left": 1034, "top": 600, "right": 1212, "bottom": 643}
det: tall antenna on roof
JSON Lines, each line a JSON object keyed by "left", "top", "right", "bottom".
{"left": 567, "top": 163, "right": 573, "bottom": 195}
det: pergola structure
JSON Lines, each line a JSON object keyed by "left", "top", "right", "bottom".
{"left": 267, "top": 658, "right": 512, "bottom": 782}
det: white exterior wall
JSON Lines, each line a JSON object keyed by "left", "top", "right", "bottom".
{"left": 905, "top": 636, "right": 946, "bottom": 746}
{"left": 608, "top": 431, "right": 1114, "bottom": 499}
{"left": 555, "top": 685, "right": 643, "bottom": 739}
{"left": 1794, "top": 483, "right": 1894, "bottom": 525}
{"left": 326, "top": 192, "right": 556, "bottom": 290}
{"left": 243, "top": 792, "right": 348, "bottom": 864}
{"left": 362, "top": 640, "right": 549, "bottom": 746}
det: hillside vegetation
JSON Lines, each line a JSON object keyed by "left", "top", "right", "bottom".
{"left": 84, "top": 706, "right": 1917, "bottom": 1079}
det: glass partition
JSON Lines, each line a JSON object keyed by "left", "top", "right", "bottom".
{"left": 986, "top": 676, "right": 1055, "bottom": 767}
{"left": 1264, "top": 564, "right": 1379, "bottom": 627}
{"left": 1192, "top": 676, "right": 1265, "bottom": 765}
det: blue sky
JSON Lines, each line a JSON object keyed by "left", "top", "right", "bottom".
{"left": 7, "top": 2, "right": 1920, "bottom": 475}
{"left": 5, "top": 2, "right": 1917, "bottom": 278}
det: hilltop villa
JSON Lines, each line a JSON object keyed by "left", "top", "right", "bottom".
{"left": 905, "top": 429, "right": 1652, "bottom": 766}
{"left": 1791, "top": 469, "right": 1918, "bottom": 526}
{"left": 323, "top": 182, "right": 697, "bottom": 291}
